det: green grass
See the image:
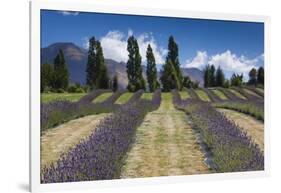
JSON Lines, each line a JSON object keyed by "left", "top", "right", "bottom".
{"left": 115, "top": 93, "right": 134, "bottom": 104}
{"left": 179, "top": 91, "right": 190, "bottom": 100}
{"left": 211, "top": 89, "right": 228, "bottom": 100}
{"left": 41, "top": 93, "right": 86, "bottom": 103}
{"left": 229, "top": 89, "right": 247, "bottom": 100}
{"left": 243, "top": 88, "right": 261, "bottom": 98}
{"left": 92, "top": 93, "right": 113, "bottom": 103}
{"left": 195, "top": 90, "right": 211, "bottom": 102}
{"left": 256, "top": 87, "right": 264, "bottom": 93}
{"left": 215, "top": 102, "right": 264, "bottom": 121}
{"left": 141, "top": 93, "right": 153, "bottom": 100}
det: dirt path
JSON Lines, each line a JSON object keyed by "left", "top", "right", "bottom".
{"left": 121, "top": 93, "right": 210, "bottom": 178}
{"left": 218, "top": 108, "right": 264, "bottom": 151}
{"left": 41, "top": 113, "right": 109, "bottom": 168}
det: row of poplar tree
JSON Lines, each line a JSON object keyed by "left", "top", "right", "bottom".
{"left": 86, "top": 35, "right": 185, "bottom": 92}
{"left": 203, "top": 64, "right": 264, "bottom": 88}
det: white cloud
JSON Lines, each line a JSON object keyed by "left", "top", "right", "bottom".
{"left": 100, "top": 30, "right": 167, "bottom": 64}
{"left": 184, "top": 51, "right": 208, "bottom": 68}
{"left": 184, "top": 50, "right": 264, "bottom": 75}
{"left": 59, "top": 11, "right": 79, "bottom": 16}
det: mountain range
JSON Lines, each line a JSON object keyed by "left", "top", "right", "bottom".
{"left": 41, "top": 42, "right": 203, "bottom": 89}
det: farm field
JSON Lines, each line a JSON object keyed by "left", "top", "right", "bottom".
{"left": 40, "top": 87, "right": 264, "bottom": 183}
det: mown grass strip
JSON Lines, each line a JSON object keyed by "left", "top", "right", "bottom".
{"left": 211, "top": 89, "right": 228, "bottom": 100}
{"left": 92, "top": 93, "right": 113, "bottom": 103}
{"left": 229, "top": 89, "right": 247, "bottom": 100}
{"left": 243, "top": 88, "right": 261, "bottom": 98}
{"left": 41, "top": 93, "right": 86, "bottom": 103}
{"left": 195, "top": 90, "right": 211, "bottom": 102}
{"left": 141, "top": 93, "right": 153, "bottom": 100}
{"left": 179, "top": 91, "right": 190, "bottom": 100}
{"left": 115, "top": 93, "right": 134, "bottom": 104}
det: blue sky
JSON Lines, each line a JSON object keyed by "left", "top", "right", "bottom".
{"left": 41, "top": 10, "right": 264, "bottom": 79}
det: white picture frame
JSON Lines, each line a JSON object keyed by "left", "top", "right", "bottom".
{"left": 30, "top": 0, "right": 270, "bottom": 192}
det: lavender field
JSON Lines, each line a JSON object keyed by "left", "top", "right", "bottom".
{"left": 40, "top": 87, "right": 264, "bottom": 183}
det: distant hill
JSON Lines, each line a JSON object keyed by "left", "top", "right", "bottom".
{"left": 41, "top": 42, "right": 203, "bottom": 88}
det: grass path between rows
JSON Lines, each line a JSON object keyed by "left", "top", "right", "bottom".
{"left": 41, "top": 113, "right": 109, "bottom": 169}
{"left": 218, "top": 108, "right": 264, "bottom": 151}
{"left": 121, "top": 93, "right": 210, "bottom": 178}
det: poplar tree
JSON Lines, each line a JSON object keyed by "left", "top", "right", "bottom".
{"left": 257, "top": 66, "right": 264, "bottom": 85}
{"left": 126, "top": 36, "right": 146, "bottom": 92}
{"left": 210, "top": 65, "right": 216, "bottom": 87}
{"left": 160, "top": 36, "right": 183, "bottom": 91}
{"left": 215, "top": 66, "right": 225, "bottom": 87}
{"left": 86, "top": 37, "right": 109, "bottom": 89}
{"left": 146, "top": 44, "right": 159, "bottom": 92}
{"left": 53, "top": 49, "right": 69, "bottom": 90}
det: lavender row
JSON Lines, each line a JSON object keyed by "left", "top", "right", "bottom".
{"left": 172, "top": 90, "right": 264, "bottom": 172}
{"left": 41, "top": 90, "right": 161, "bottom": 183}
{"left": 41, "top": 101, "right": 119, "bottom": 131}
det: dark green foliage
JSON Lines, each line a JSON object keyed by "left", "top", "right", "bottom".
{"left": 182, "top": 76, "right": 199, "bottom": 89}
{"left": 160, "top": 36, "right": 183, "bottom": 91}
{"left": 86, "top": 37, "right": 109, "bottom": 90}
{"left": 160, "top": 60, "right": 180, "bottom": 91}
{"left": 146, "top": 44, "right": 159, "bottom": 92}
{"left": 53, "top": 49, "right": 69, "bottom": 91}
{"left": 126, "top": 36, "right": 146, "bottom": 92}
{"left": 223, "top": 79, "right": 230, "bottom": 88}
{"left": 210, "top": 65, "right": 216, "bottom": 87}
{"left": 248, "top": 68, "right": 257, "bottom": 85}
{"left": 203, "top": 64, "right": 211, "bottom": 87}
{"left": 216, "top": 66, "right": 225, "bottom": 87}
{"left": 257, "top": 67, "right": 264, "bottom": 85}
{"left": 231, "top": 73, "right": 243, "bottom": 86}
{"left": 41, "top": 63, "right": 54, "bottom": 92}
{"left": 112, "top": 75, "right": 118, "bottom": 92}
{"left": 67, "top": 83, "right": 85, "bottom": 93}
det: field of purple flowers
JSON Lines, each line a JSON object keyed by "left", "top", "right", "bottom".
{"left": 173, "top": 90, "right": 264, "bottom": 172}
{"left": 41, "top": 90, "right": 161, "bottom": 183}
{"left": 40, "top": 86, "right": 264, "bottom": 183}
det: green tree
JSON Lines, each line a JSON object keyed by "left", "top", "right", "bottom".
{"left": 86, "top": 37, "right": 109, "bottom": 89}
{"left": 160, "top": 36, "right": 183, "bottom": 91}
{"left": 126, "top": 36, "right": 146, "bottom": 92}
{"left": 210, "top": 65, "right": 216, "bottom": 87}
{"left": 146, "top": 44, "right": 159, "bottom": 92}
{"left": 183, "top": 76, "right": 192, "bottom": 88}
{"left": 248, "top": 68, "right": 257, "bottom": 85}
{"left": 216, "top": 66, "right": 225, "bottom": 87}
{"left": 231, "top": 73, "right": 243, "bottom": 86}
{"left": 53, "top": 49, "right": 69, "bottom": 90}
{"left": 86, "top": 37, "right": 98, "bottom": 89}
{"left": 41, "top": 63, "right": 54, "bottom": 92}
{"left": 203, "top": 64, "right": 211, "bottom": 88}
{"left": 112, "top": 75, "right": 118, "bottom": 92}
{"left": 160, "top": 60, "right": 180, "bottom": 91}
{"left": 96, "top": 41, "right": 109, "bottom": 89}
{"left": 257, "top": 66, "right": 264, "bottom": 85}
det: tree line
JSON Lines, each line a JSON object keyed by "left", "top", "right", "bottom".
{"left": 42, "top": 35, "right": 197, "bottom": 93}
{"left": 41, "top": 35, "right": 264, "bottom": 93}
{"left": 203, "top": 64, "right": 264, "bottom": 88}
